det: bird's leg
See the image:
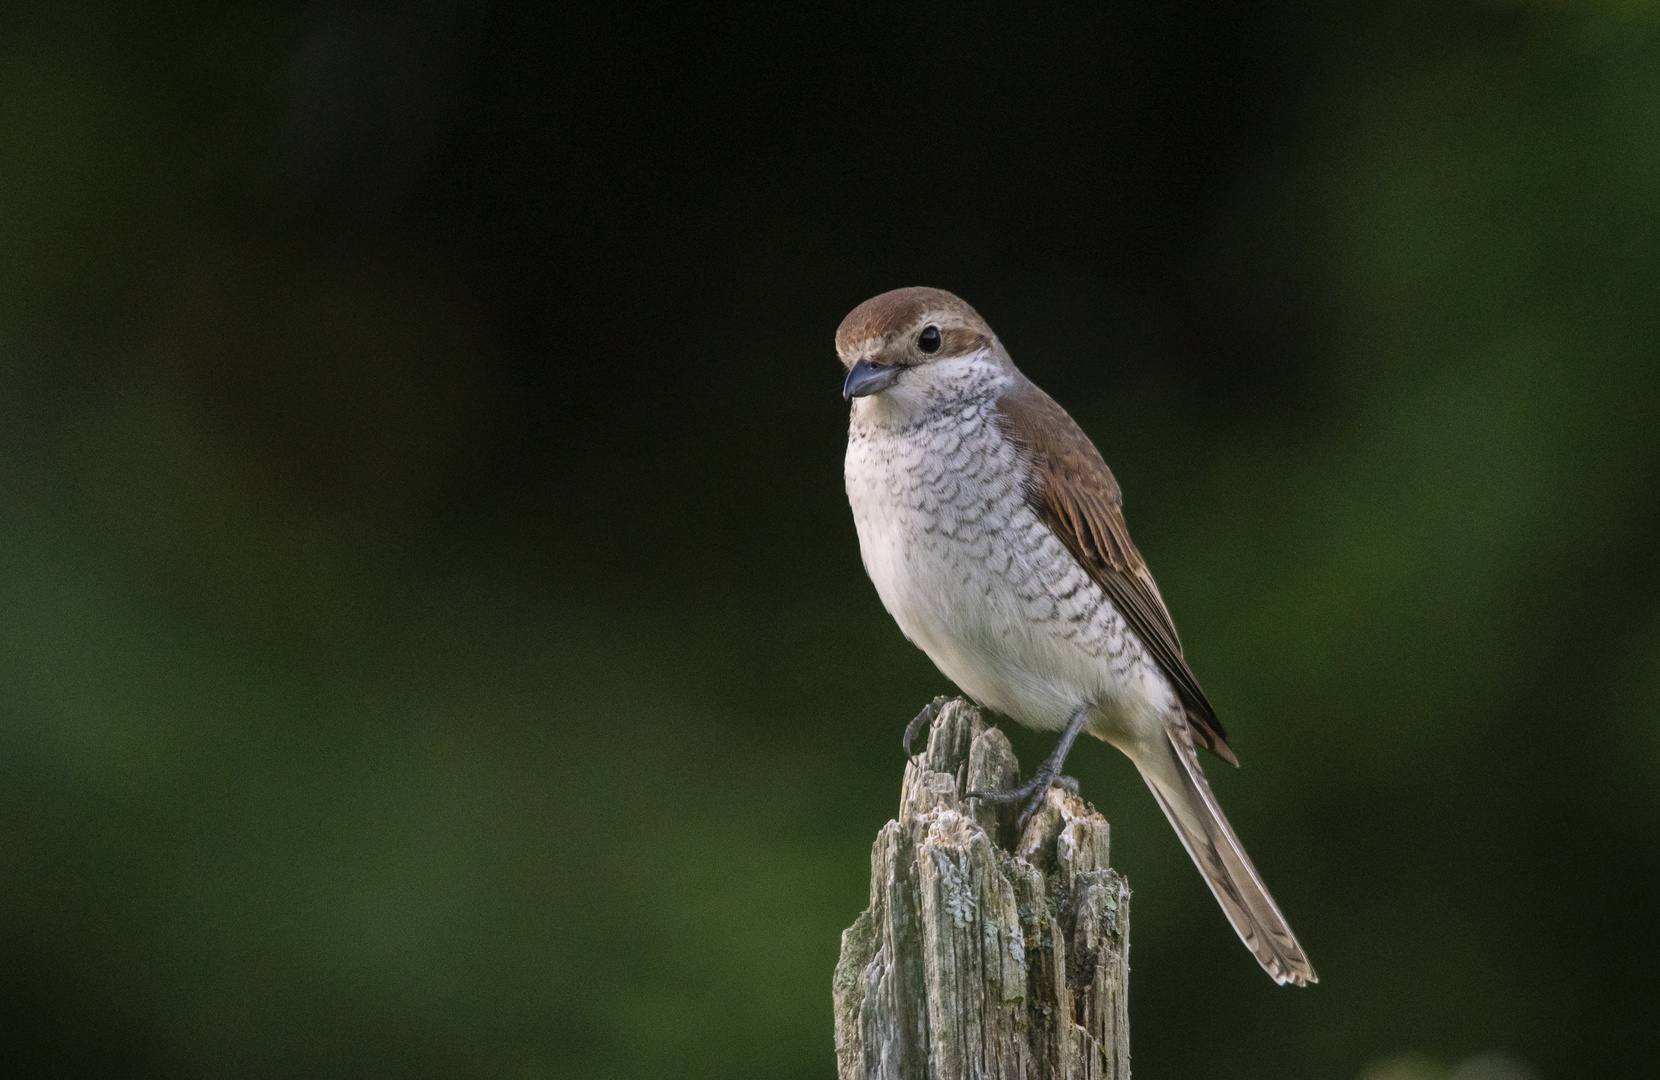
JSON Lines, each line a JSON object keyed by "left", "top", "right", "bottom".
{"left": 966, "top": 704, "right": 1091, "bottom": 828}
{"left": 903, "top": 696, "right": 952, "bottom": 756}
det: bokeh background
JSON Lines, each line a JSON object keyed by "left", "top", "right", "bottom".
{"left": 3, "top": 1, "right": 1658, "bottom": 1077}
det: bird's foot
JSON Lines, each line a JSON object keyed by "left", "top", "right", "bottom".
{"left": 966, "top": 704, "right": 1092, "bottom": 830}
{"left": 967, "top": 760, "right": 1064, "bottom": 830}
{"left": 1014, "top": 775, "right": 1080, "bottom": 830}
{"left": 903, "top": 695, "right": 952, "bottom": 756}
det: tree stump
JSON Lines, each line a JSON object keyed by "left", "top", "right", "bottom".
{"left": 834, "top": 698, "right": 1130, "bottom": 1080}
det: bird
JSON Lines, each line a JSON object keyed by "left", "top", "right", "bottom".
{"left": 839, "top": 286, "right": 1316, "bottom": 986}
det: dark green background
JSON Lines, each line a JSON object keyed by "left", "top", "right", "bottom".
{"left": 2, "top": 1, "right": 1657, "bottom": 1077}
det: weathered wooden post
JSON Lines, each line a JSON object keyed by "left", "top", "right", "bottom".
{"left": 834, "top": 698, "right": 1130, "bottom": 1080}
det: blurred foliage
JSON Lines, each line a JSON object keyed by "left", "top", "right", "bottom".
{"left": 1, "top": 1, "right": 1658, "bottom": 1077}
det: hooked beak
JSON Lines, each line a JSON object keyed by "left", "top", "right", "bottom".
{"left": 842, "top": 358, "right": 901, "bottom": 400}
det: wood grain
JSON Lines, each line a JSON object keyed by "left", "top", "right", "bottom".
{"left": 834, "top": 699, "right": 1129, "bottom": 1080}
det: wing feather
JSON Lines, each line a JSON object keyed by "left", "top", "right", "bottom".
{"left": 996, "top": 376, "right": 1237, "bottom": 765}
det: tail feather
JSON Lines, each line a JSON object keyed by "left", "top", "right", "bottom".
{"left": 1134, "top": 720, "right": 1317, "bottom": 986}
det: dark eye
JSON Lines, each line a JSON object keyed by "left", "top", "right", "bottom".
{"left": 918, "top": 325, "right": 941, "bottom": 353}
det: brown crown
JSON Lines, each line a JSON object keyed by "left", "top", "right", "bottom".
{"left": 836, "top": 287, "right": 995, "bottom": 362}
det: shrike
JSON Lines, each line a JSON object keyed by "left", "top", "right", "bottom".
{"left": 840, "top": 286, "right": 1315, "bottom": 986}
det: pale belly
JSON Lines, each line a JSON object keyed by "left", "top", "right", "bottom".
{"left": 845, "top": 414, "right": 1175, "bottom": 743}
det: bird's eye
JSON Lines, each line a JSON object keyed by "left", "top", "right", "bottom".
{"left": 918, "top": 325, "right": 941, "bottom": 353}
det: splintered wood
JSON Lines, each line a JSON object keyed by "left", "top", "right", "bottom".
{"left": 834, "top": 699, "right": 1130, "bottom": 1080}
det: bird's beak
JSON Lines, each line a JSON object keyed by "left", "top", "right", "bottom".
{"left": 842, "top": 358, "right": 901, "bottom": 400}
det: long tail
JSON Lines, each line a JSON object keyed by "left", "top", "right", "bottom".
{"left": 1132, "top": 718, "right": 1317, "bottom": 986}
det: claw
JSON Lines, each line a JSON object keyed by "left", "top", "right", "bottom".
{"left": 1015, "top": 789, "right": 1048, "bottom": 831}
{"left": 903, "top": 695, "right": 951, "bottom": 756}
{"left": 971, "top": 769, "right": 1058, "bottom": 830}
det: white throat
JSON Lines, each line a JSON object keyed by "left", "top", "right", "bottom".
{"left": 849, "top": 350, "right": 1010, "bottom": 430}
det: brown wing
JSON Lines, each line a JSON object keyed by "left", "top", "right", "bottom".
{"left": 996, "top": 376, "right": 1238, "bottom": 765}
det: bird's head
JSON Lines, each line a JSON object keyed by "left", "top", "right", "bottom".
{"left": 836, "top": 287, "right": 1001, "bottom": 410}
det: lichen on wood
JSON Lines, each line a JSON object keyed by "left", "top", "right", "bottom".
{"left": 834, "top": 698, "right": 1130, "bottom": 1080}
